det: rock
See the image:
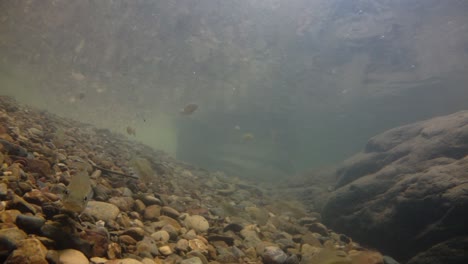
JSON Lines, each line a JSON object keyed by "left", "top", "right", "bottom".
{"left": 90, "top": 256, "right": 108, "bottom": 263}
{"left": 10, "top": 194, "right": 37, "bottom": 214}
{"left": 40, "top": 223, "right": 92, "bottom": 257}
{"left": 15, "top": 214, "right": 45, "bottom": 233}
{"left": 119, "top": 235, "right": 138, "bottom": 245}
{"left": 57, "top": 249, "right": 88, "bottom": 264}
{"left": 143, "top": 205, "right": 161, "bottom": 220}
{"left": 136, "top": 236, "right": 158, "bottom": 258}
{"left": 180, "top": 257, "right": 203, "bottom": 264}
{"left": 306, "top": 223, "right": 329, "bottom": 236}
{"left": 109, "top": 196, "right": 135, "bottom": 212}
{"left": 83, "top": 201, "right": 120, "bottom": 222}
{"left": 183, "top": 215, "right": 209, "bottom": 233}
{"left": 406, "top": 236, "right": 468, "bottom": 264}
{"left": 134, "top": 199, "right": 146, "bottom": 212}
{"left": 0, "top": 228, "right": 28, "bottom": 252}
{"left": 207, "top": 235, "right": 234, "bottom": 246}
{"left": 5, "top": 238, "right": 47, "bottom": 264}
{"left": 175, "top": 239, "right": 189, "bottom": 252}
{"left": 0, "top": 210, "right": 21, "bottom": 224}
{"left": 122, "top": 227, "right": 146, "bottom": 241}
{"left": 223, "top": 223, "right": 244, "bottom": 233}
{"left": 188, "top": 238, "right": 208, "bottom": 253}
{"left": 322, "top": 111, "right": 468, "bottom": 261}
{"left": 106, "top": 258, "right": 143, "bottom": 264}
{"left": 262, "top": 246, "right": 288, "bottom": 264}
{"left": 159, "top": 245, "right": 172, "bottom": 255}
{"left": 0, "top": 183, "right": 8, "bottom": 199}
{"left": 161, "top": 206, "right": 180, "bottom": 219}
{"left": 151, "top": 230, "right": 170, "bottom": 243}
{"left": 107, "top": 242, "right": 122, "bottom": 259}
{"left": 80, "top": 228, "right": 109, "bottom": 257}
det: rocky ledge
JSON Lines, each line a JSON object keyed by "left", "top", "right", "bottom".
{"left": 0, "top": 95, "right": 394, "bottom": 264}
{"left": 323, "top": 111, "right": 468, "bottom": 264}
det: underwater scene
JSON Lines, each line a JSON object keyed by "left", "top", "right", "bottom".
{"left": 1, "top": 1, "right": 468, "bottom": 263}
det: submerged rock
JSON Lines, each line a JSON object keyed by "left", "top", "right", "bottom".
{"left": 323, "top": 111, "right": 468, "bottom": 261}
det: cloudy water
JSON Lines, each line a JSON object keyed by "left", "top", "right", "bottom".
{"left": 1, "top": 1, "right": 468, "bottom": 262}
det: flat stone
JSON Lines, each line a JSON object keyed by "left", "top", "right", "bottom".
{"left": 57, "top": 249, "right": 88, "bottom": 264}
{"left": 180, "top": 257, "right": 203, "bottom": 264}
{"left": 151, "top": 230, "right": 170, "bottom": 243}
{"left": 83, "top": 201, "right": 120, "bottom": 222}
{"left": 0, "top": 228, "right": 28, "bottom": 251}
{"left": 161, "top": 206, "right": 180, "bottom": 219}
{"left": 143, "top": 205, "right": 161, "bottom": 220}
{"left": 5, "top": 238, "right": 48, "bottom": 264}
{"left": 262, "top": 246, "right": 287, "bottom": 264}
{"left": 183, "top": 215, "right": 209, "bottom": 233}
{"left": 109, "top": 196, "right": 135, "bottom": 212}
{"left": 15, "top": 214, "right": 45, "bottom": 233}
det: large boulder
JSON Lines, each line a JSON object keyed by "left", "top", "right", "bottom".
{"left": 322, "top": 111, "right": 468, "bottom": 262}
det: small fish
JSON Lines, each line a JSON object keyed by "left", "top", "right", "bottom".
{"left": 126, "top": 126, "right": 136, "bottom": 136}
{"left": 180, "top": 103, "right": 198, "bottom": 115}
{"left": 78, "top": 92, "right": 85, "bottom": 100}
{"left": 234, "top": 125, "right": 241, "bottom": 130}
{"left": 242, "top": 133, "right": 254, "bottom": 141}
{"left": 62, "top": 170, "right": 92, "bottom": 213}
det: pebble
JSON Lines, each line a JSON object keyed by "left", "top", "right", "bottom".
{"left": 151, "top": 230, "right": 170, "bottom": 243}
{"left": 109, "top": 196, "right": 135, "bottom": 212}
{"left": 144, "top": 205, "right": 161, "bottom": 220}
{"left": 161, "top": 206, "right": 180, "bottom": 219}
{"left": 15, "top": 214, "right": 45, "bottom": 233}
{"left": 159, "top": 245, "right": 173, "bottom": 255}
{"left": 83, "top": 201, "right": 120, "bottom": 222}
{"left": 180, "top": 257, "right": 203, "bottom": 264}
{"left": 184, "top": 215, "right": 209, "bottom": 233}
{"left": 57, "top": 249, "right": 89, "bottom": 264}
{"left": 0, "top": 183, "right": 8, "bottom": 198}
{"left": 5, "top": 238, "right": 48, "bottom": 264}
{"left": 122, "top": 227, "right": 146, "bottom": 241}
{"left": 0, "top": 228, "right": 28, "bottom": 251}
{"left": 262, "top": 246, "right": 288, "bottom": 264}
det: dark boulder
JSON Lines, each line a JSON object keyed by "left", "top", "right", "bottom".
{"left": 322, "top": 110, "right": 468, "bottom": 262}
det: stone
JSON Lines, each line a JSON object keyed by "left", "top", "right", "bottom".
{"left": 183, "top": 215, "right": 209, "bottom": 233}
{"left": 406, "top": 236, "right": 468, "bottom": 264}
{"left": 180, "top": 257, "right": 203, "bottom": 264}
{"left": 151, "top": 230, "right": 170, "bottom": 243}
{"left": 161, "top": 206, "right": 180, "bottom": 219}
{"left": 134, "top": 199, "right": 146, "bottom": 212}
{"left": 144, "top": 205, "right": 161, "bottom": 220}
{"left": 109, "top": 196, "right": 135, "bottom": 212}
{"left": 306, "top": 223, "right": 329, "bottom": 236}
{"left": 322, "top": 111, "right": 468, "bottom": 261}
{"left": 83, "top": 201, "right": 120, "bottom": 222}
{"left": 0, "top": 210, "right": 21, "bottom": 224}
{"left": 122, "top": 227, "right": 146, "bottom": 241}
{"left": 15, "top": 214, "right": 45, "bottom": 233}
{"left": 175, "top": 239, "right": 189, "bottom": 252}
{"left": 119, "top": 235, "right": 138, "bottom": 245}
{"left": 57, "top": 249, "right": 88, "bottom": 264}
{"left": 106, "top": 258, "right": 143, "bottom": 264}
{"left": 0, "top": 228, "right": 28, "bottom": 252}
{"left": 5, "top": 238, "right": 48, "bottom": 264}
{"left": 0, "top": 183, "right": 8, "bottom": 199}
{"left": 262, "top": 246, "right": 288, "bottom": 264}
{"left": 136, "top": 236, "right": 158, "bottom": 258}
{"left": 159, "top": 245, "right": 172, "bottom": 255}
